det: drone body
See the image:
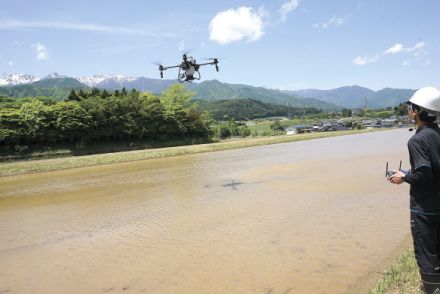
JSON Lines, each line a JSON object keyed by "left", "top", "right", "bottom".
{"left": 158, "top": 54, "right": 219, "bottom": 83}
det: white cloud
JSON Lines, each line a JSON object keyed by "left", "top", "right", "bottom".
{"left": 209, "top": 6, "right": 266, "bottom": 45}
{"left": 354, "top": 41, "right": 428, "bottom": 66}
{"left": 314, "top": 16, "right": 344, "bottom": 29}
{"left": 0, "top": 19, "right": 174, "bottom": 37}
{"left": 384, "top": 43, "right": 403, "bottom": 54}
{"left": 384, "top": 42, "right": 425, "bottom": 55}
{"left": 352, "top": 55, "right": 379, "bottom": 65}
{"left": 8, "top": 61, "right": 14, "bottom": 67}
{"left": 279, "top": 0, "right": 300, "bottom": 22}
{"left": 32, "top": 42, "right": 49, "bottom": 60}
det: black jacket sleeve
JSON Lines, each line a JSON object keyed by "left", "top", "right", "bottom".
{"left": 404, "top": 166, "right": 434, "bottom": 185}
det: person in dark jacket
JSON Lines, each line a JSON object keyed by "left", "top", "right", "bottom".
{"left": 388, "top": 86, "right": 440, "bottom": 294}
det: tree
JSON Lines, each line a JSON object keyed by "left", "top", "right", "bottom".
{"left": 161, "top": 84, "right": 194, "bottom": 111}
{"left": 80, "top": 96, "right": 108, "bottom": 139}
{"left": 101, "top": 89, "right": 111, "bottom": 99}
{"left": 270, "top": 120, "right": 285, "bottom": 132}
{"left": 342, "top": 108, "right": 352, "bottom": 117}
{"left": 395, "top": 103, "right": 407, "bottom": 116}
{"left": 19, "top": 100, "right": 53, "bottom": 142}
{"left": 217, "top": 124, "right": 231, "bottom": 139}
{"left": 90, "top": 87, "right": 101, "bottom": 97}
{"left": 52, "top": 102, "right": 92, "bottom": 143}
{"left": 139, "top": 93, "right": 165, "bottom": 138}
{"left": 67, "top": 90, "right": 81, "bottom": 101}
{"left": 0, "top": 108, "right": 24, "bottom": 146}
{"left": 160, "top": 84, "right": 195, "bottom": 136}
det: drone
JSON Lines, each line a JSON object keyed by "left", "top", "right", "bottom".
{"left": 158, "top": 54, "right": 219, "bottom": 83}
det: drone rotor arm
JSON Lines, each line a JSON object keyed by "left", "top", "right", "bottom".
{"left": 162, "top": 64, "right": 180, "bottom": 70}
{"left": 196, "top": 62, "right": 215, "bottom": 66}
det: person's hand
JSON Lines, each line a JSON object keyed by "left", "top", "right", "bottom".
{"left": 387, "top": 170, "right": 406, "bottom": 184}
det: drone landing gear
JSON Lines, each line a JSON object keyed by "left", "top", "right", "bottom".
{"left": 178, "top": 69, "right": 201, "bottom": 83}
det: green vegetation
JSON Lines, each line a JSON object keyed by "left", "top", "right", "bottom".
{"left": 191, "top": 79, "right": 340, "bottom": 110}
{"left": 291, "top": 85, "right": 415, "bottom": 108}
{"left": 369, "top": 249, "right": 423, "bottom": 294}
{"left": 196, "top": 98, "right": 321, "bottom": 120}
{"left": 0, "top": 84, "right": 211, "bottom": 157}
{"left": 1, "top": 81, "right": 407, "bottom": 160}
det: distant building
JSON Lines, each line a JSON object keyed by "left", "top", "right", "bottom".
{"left": 286, "top": 125, "right": 314, "bottom": 135}
{"left": 382, "top": 118, "right": 398, "bottom": 127}
{"left": 318, "top": 124, "right": 348, "bottom": 131}
{"left": 361, "top": 119, "right": 379, "bottom": 128}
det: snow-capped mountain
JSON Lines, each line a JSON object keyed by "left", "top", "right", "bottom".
{"left": 0, "top": 72, "right": 177, "bottom": 93}
{"left": 76, "top": 74, "right": 177, "bottom": 92}
{"left": 77, "top": 74, "right": 137, "bottom": 88}
{"left": 41, "top": 73, "right": 67, "bottom": 80}
{"left": 0, "top": 74, "right": 40, "bottom": 86}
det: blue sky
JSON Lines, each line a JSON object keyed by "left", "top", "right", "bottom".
{"left": 0, "top": 0, "right": 438, "bottom": 90}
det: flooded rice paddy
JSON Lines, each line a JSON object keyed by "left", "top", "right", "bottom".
{"left": 0, "top": 129, "right": 413, "bottom": 293}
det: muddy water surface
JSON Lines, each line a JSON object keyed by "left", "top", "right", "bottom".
{"left": 0, "top": 129, "right": 413, "bottom": 293}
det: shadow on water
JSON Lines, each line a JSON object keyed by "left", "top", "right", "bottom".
{"left": 205, "top": 179, "right": 264, "bottom": 190}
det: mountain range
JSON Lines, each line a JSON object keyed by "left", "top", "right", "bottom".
{"left": 287, "top": 86, "right": 415, "bottom": 109}
{"left": 0, "top": 73, "right": 416, "bottom": 109}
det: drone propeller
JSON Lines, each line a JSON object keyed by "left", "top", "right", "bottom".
{"left": 150, "top": 59, "right": 163, "bottom": 65}
{"left": 152, "top": 61, "right": 166, "bottom": 78}
{"left": 181, "top": 49, "right": 193, "bottom": 56}
{"left": 201, "top": 57, "right": 224, "bottom": 61}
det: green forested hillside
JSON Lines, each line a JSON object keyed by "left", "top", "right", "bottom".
{"left": 190, "top": 80, "right": 340, "bottom": 111}
{"left": 288, "top": 85, "right": 415, "bottom": 108}
{"left": 368, "top": 88, "right": 415, "bottom": 108}
{"left": 0, "top": 77, "right": 415, "bottom": 110}
{"left": 195, "top": 98, "right": 321, "bottom": 120}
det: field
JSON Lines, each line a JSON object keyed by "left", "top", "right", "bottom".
{"left": 0, "top": 127, "right": 421, "bottom": 293}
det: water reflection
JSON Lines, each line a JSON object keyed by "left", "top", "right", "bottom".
{"left": 0, "top": 129, "right": 413, "bottom": 293}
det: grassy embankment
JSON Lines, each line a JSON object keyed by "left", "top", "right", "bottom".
{"left": 369, "top": 249, "right": 423, "bottom": 294}
{"left": 0, "top": 129, "right": 375, "bottom": 177}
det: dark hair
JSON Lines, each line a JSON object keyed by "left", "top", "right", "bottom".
{"left": 412, "top": 104, "right": 437, "bottom": 123}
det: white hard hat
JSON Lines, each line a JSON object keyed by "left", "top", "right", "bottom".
{"left": 409, "top": 86, "right": 440, "bottom": 112}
